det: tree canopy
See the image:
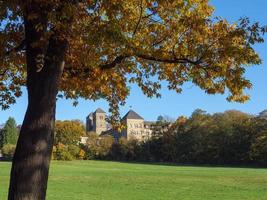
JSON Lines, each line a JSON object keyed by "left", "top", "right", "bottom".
{"left": 1, "top": 0, "right": 266, "bottom": 122}
{"left": 55, "top": 120, "right": 86, "bottom": 145}
{"left": 2, "top": 2, "right": 266, "bottom": 199}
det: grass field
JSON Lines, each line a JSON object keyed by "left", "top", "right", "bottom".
{"left": 1, "top": 161, "right": 267, "bottom": 200}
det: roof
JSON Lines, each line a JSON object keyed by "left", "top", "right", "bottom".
{"left": 122, "top": 110, "right": 144, "bottom": 120}
{"left": 95, "top": 108, "right": 106, "bottom": 113}
{"left": 87, "top": 112, "right": 93, "bottom": 118}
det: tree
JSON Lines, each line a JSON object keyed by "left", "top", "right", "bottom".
{"left": 156, "top": 114, "right": 175, "bottom": 123}
{"left": 53, "top": 120, "right": 85, "bottom": 161}
{"left": 259, "top": 110, "right": 267, "bottom": 120}
{"left": 0, "top": 117, "right": 18, "bottom": 148}
{"left": 251, "top": 131, "right": 267, "bottom": 166}
{"left": 54, "top": 120, "right": 85, "bottom": 145}
{"left": 152, "top": 115, "right": 173, "bottom": 138}
{"left": 0, "top": 126, "right": 4, "bottom": 149}
{"left": 1, "top": 1, "right": 266, "bottom": 199}
{"left": 85, "top": 133, "right": 114, "bottom": 159}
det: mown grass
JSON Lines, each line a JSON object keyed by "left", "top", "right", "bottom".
{"left": 1, "top": 160, "right": 267, "bottom": 200}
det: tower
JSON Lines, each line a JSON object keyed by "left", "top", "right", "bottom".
{"left": 121, "top": 109, "right": 146, "bottom": 140}
{"left": 92, "top": 108, "right": 107, "bottom": 135}
{"left": 86, "top": 112, "right": 93, "bottom": 132}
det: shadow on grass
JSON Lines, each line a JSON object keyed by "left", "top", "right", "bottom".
{"left": 1, "top": 159, "right": 266, "bottom": 169}
{"left": 102, "top": 160, "right": 267, "bottom": 169}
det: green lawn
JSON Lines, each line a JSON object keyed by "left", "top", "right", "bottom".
{"left": 1, "top": 161, "right": 267, "bottom": 200}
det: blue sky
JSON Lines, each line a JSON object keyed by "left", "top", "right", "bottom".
{"left": 0, "top": 0, "right": 267, "bottom": 125}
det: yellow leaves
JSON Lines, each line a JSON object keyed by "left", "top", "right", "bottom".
{"left": 1, "top": 0, "right": 265, "bottom": 124}
{"left": 78, "top": 149, "right": 85, "bottom": 159}
{"left": 227, "top": 94, "right": 250, "bottom": 103}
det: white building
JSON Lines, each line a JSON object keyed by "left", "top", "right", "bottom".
{"left": 120, "top": 110, "right": 152, "bottom": 141}
{"left": 85, "top": 108, "right": 153, "bottom": 141}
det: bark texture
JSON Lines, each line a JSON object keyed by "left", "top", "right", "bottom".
{"left": 8, "top": 3, "right": 67, "bottom": 200}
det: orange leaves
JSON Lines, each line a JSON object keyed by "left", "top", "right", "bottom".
{"left": 0, "top": 0, "right": 266, "bottom": 123}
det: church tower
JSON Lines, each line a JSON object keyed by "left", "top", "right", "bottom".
{"left": 86, "top": 112, "right": 93, "bottom": 132}
{"left": 92, "top": 108, "right": 107, "bottom": 135}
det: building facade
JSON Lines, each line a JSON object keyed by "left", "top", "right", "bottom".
{"left": 85, "top": 108, "right": 153, "bottom": 141}
{"left": 121, "top": 110, "right": 152, "bottom": 141}
{"left": 86, "top": 108, "right": 108, "bottom": 135}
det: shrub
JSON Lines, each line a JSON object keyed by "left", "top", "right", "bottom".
{"left": 68, "top": 145, "right": 81, "bottom": 159}
{"left": 53, "top": 143, "right": 74, "bottom": 161}
{"left": 57, "top": 149, "right": 73, "bottom": 161}
{"left": 2, "top": 144, "right": 16, "bottom": 160}
{"left": 84, "top": 148, "right": 95, "bottom": 160}
{"left": 78, "top": 149, "right": 86, "bottom": 160}
{"left": 85, "top": 134, "right": 114, "bottom": 159}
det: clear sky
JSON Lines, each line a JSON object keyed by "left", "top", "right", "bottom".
{"left": 0, "top": 0, "right": 267, "bottom": 125}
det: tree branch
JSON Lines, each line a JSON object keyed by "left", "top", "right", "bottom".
{"left": 5, "top": 39, "right": 26, "bottom": 56}
{"left": 66, "top": 53, "right": 202, "bottom": 76}
{"left": 152, "top": 35, "right": 169, "bottom": 47}
{"left": 133, "top": 0, "right": 143, "bottom": 36}
{"left": 100, "top": 52, "right": 203, "bottom": 71}
{"left": 99, "top": 55, "right": 128, "bottom": 70}
{"left": 135, "top": 53, "right": 202, "bottom": 65}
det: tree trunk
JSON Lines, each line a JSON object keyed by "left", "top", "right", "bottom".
{"left": 8, "top": 78, "right": 58, "bottom": 200}
{"left": 8, "top": 4, "right": 68, "bottom": 199}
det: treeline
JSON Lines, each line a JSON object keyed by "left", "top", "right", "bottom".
{"left": 81, "top": 109, "right": 267, "bottom": 167}
{"left": 2, "top": 109, "right": 267, "bottom": 167}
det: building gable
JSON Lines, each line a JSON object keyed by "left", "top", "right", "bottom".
{"left": 122, "top": 110, "right": 144, "bottom": 120}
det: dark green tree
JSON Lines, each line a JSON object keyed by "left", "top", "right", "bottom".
{"left": 1, "top": 117, "right": 18, "bottom": 147}
{"left": 0, "top": 126, "right": 4, "bottom": 148}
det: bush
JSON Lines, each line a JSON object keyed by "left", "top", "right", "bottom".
{"left": 2, "top": 144, "right": 16, "bottom": 160}
{"left": 68, "top": 145, "right": 81, "bottom": 159}
{"left": 53, "top": 143, "right": 74, "bottom": 161}
{"left": 78, "top": 149, "right": 86, "bottom": 160}
{"left": 57, "top": 150, "right": 73, "bottom": 161}
{"left": 84, "top": 148, "right": 95, "bottom": 160}
{"left": 85, "top": 134, "right": 114, "bottom": 159}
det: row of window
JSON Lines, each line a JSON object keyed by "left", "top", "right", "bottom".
{"left": 130, "top": 130, "right": 151, "bottom": 136}
{"left": 129, "top": 123, "right": 143, "bottom": 128}
{"left": 128, "top": 124, "right": 151, "bottom": 129}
